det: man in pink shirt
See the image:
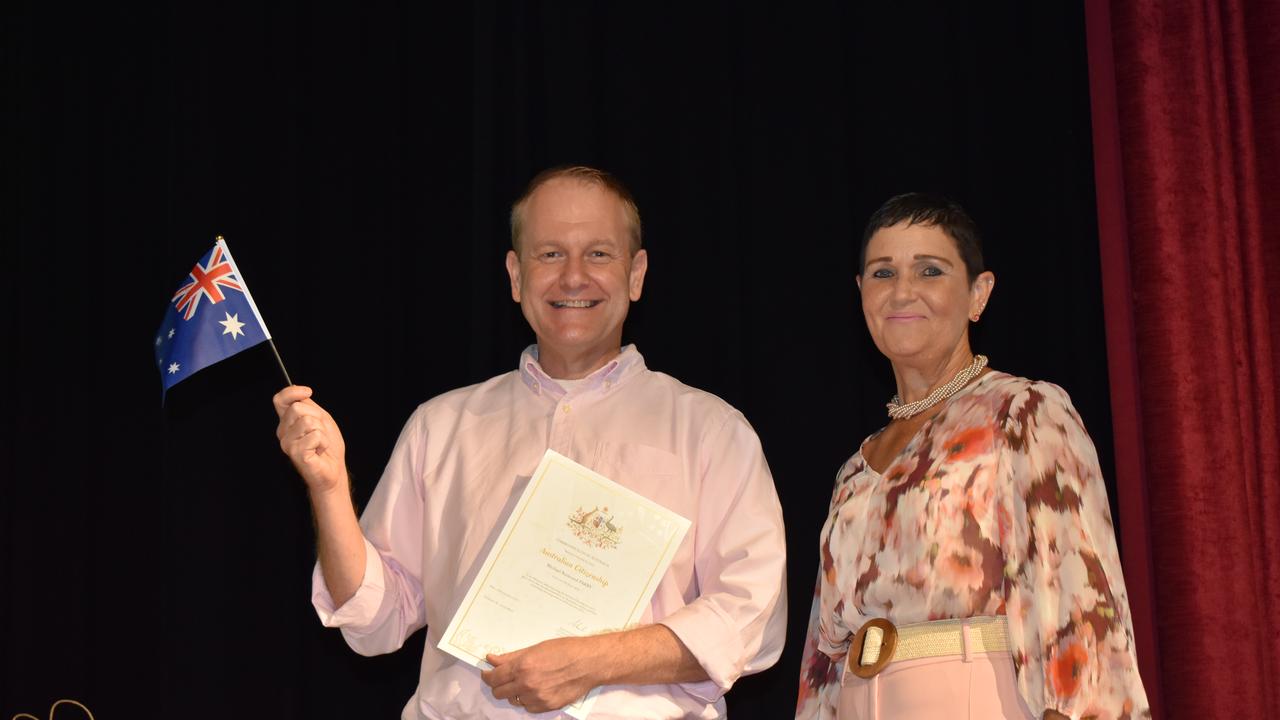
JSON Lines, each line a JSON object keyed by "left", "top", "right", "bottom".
{"left": 273, "top": 166, "right": 787, "bottom": 719}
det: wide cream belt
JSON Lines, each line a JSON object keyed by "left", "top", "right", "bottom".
{"left": 845, "top": 615, "right": 1010, "bottom": 678}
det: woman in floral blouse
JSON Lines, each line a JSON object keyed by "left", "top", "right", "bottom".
{"left": 796, "top": 194, "right": 1149, "bottom": 719}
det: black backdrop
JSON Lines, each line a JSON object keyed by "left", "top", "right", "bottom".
{"left": 3, "top": 3, "right": 1110, "bottom": 718}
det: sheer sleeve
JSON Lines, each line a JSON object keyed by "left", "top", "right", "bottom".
{"left": 795, "top": 573, "right": 839, "bottom": 720}
{"left": 998, "top": 381, "right": 1150, "bottom": 719}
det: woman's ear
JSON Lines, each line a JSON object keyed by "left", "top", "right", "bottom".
{"left": 969, "top": 271, "right": 995, "bottom": 321}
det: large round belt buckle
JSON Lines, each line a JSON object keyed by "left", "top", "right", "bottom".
{"left": 847, "top": 617, "right": 898, "bottom": 679}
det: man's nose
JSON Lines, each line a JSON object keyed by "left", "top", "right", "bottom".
{"left": 559, "top": 255, "right": 589, "bottom": 289}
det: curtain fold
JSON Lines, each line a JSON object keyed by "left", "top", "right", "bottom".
{"left": 1089, "top": 0, "right": 1280, "bottom": 717}
{"left": 1083, "top": 4, "right": 1163, "bottom": 717}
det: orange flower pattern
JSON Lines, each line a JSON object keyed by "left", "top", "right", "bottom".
{"left": 796, "top": 373, "right": 1150, "bottom": 720}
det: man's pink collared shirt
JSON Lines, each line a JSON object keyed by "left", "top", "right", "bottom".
{"left": 312, "top": 345, "right": 787, "bottom": 719}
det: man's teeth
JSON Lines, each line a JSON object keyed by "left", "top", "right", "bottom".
{"left": 552, "top": 300, "right": 599, "bottom": 308}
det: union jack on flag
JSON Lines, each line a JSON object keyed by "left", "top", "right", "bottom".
{"left": 154, "top": 238, "right": 273, "bottom": 395}
{"left": 171, "top": 244, "right": 244, "bottom": 321}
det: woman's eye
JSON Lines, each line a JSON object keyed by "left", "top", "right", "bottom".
{"left": 921, "top": 266, "right": 943, "bottom": 277}
{"left": 871, "top": 268, "right": 893, "bottom": 279}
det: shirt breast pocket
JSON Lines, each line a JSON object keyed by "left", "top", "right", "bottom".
{"left": 591, "top": 440, "right": 682, "bottom": 489}
{"left": 590, "top": 440, "right": 693, "bottom": 538}
{"left": 590, "top": 440, "right": 694, "bottom": 621}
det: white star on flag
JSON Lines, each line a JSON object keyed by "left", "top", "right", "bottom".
{"left": 167, "top": 362, "right": 181, "bottom": 374}
{"left": 219, "top": 312, "right": 246, "bottom": 339}
{"left": 168, "top": 328, "right": 175, "bottom": 338}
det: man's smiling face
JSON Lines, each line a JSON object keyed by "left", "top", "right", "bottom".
{"left": 505, "top": 177, "right": 647, "bottom": 378}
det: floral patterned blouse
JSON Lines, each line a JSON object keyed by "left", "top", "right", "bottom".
{"left": 796, "top": 372, "right": 1150, "bottom": 720}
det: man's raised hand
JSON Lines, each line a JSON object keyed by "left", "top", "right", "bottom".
{"left": 273, "top": 385, "right": 349, "bottom": 496}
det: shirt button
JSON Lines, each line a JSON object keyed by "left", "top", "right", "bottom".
{"left": 562, "top": 405, "right": 571, "bottom": 414}
{"left": 532, "top": 383, "right": 540, "bottom": 393}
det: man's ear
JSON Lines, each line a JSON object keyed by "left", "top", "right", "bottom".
{"left": 506, "top": 250, "right": 522, "bottom": 303}
{"left": 628, "top": 249, "right": 649, "bottom": 301}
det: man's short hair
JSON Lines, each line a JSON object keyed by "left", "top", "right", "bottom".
{"left": 510, "top": 166, "right": 643, "bottom": 255}
{"left": 859, "top": 192, "right": 985, "bottom": 284}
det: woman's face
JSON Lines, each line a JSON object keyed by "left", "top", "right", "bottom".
{"left": 858, "top": 221, "right": 994, "bottom": 367}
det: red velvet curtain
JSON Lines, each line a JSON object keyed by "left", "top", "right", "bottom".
{"left": 1086, "top": 0, "right": 1280, "bottom": 718}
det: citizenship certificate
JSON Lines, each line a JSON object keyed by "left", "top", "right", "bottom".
{"left": 438, "top": 449, "right": 691, "bottom": 718}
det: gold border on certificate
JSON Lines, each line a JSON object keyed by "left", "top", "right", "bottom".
{"left": 438, "top": 449, "right": 691, "bottom": 717}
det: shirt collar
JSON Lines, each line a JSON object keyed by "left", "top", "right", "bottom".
{"left": 518, "top": 344, "right": 645, "bottom": 399}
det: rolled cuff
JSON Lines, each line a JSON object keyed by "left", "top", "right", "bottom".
{"left": 659, "top": 601, "right": 747, "bottom": 698}
{"left": 311, "top": 536, "right": 386, "bottom": 628}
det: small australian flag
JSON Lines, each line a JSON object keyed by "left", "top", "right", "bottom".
{"left": 154, "top": 238, "right": 272, "bottom": 395}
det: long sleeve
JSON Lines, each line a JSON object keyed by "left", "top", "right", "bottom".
{"left": 999, "top": 381, "right": 1150, "bottom": 719}
{"left": 795, "top": 573, "right": 839, "bottom": 720}
{"left": 656, "top": 409, "right": 789, "bottom": 699}
{"left": 311, "top": 406, "right": 429, "bottom": 656}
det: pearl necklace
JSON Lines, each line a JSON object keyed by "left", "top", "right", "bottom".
{"left": 886, "top": 355, "right": 988, "bottom": 420}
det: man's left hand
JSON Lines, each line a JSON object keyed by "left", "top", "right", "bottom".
{"left": 482, "top": 636, "right": 603, "bottom": 713}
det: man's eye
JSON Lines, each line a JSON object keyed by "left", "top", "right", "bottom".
{"left": 871, "top": 268, "right": 893, "bottom": 279}
{"left": 541, "top": 251, "right": 563, "bottom": 260}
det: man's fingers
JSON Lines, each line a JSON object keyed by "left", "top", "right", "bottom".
{"left": 278, "top": 413, "right": 338, "bottom": 468}
{"left": 278, "top": 412, "right": 317, "bottom": 443}
{"left": 487, "top": 651, "right": 516, "bottom": 665}
{"left": 290, "top": 414, "right": 323, "bottom": 436}
{"left": 480, "top": 654, "right": 515, "bottom": 688}
{"left": 482, "top": 676, "right": 522, "bottom": 705}
{"left": 289, "top": 421, "right": 333, "bottom": 456}
{"left": 297, "top": 428, "right": 326, "bottom": 454}
{"left": 277, "top": 401, "right": 334, "bottom": 440}
{"left": 271, "top": 385, "right": 313, "bottom": 417}
{"left": 481, "top": 652, "right": 546, "bottom": 709}
{"left": 271, "top": 385, "right": 348, "bottom": 496}
{"left": 283, "top": 398, "right": 329, "bottom": 422}
{"left": 488, "top": 680, "right": 516, "bottom": 701}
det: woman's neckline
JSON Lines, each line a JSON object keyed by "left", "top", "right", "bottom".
{"left": 857, "top": 369, "right": 1004, "bottom": 477}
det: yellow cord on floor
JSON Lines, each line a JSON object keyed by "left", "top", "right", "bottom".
{"left": 11, "top": 698, "right": 94, "bottom": 720}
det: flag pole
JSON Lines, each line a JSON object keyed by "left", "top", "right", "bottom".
{"left": 215, "top": 234, "right": 294, "bottom": 388}
{"left": 268, "top": 338, "right": 294, "bottom": 387}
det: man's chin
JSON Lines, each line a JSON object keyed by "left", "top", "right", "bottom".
{"left": 534, "top": 333, "right": 624, "bottom": 358}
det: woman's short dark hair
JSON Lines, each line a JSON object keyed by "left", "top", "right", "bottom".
{"left": 859, "top": 193, "right": 985, "bottom": 284}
